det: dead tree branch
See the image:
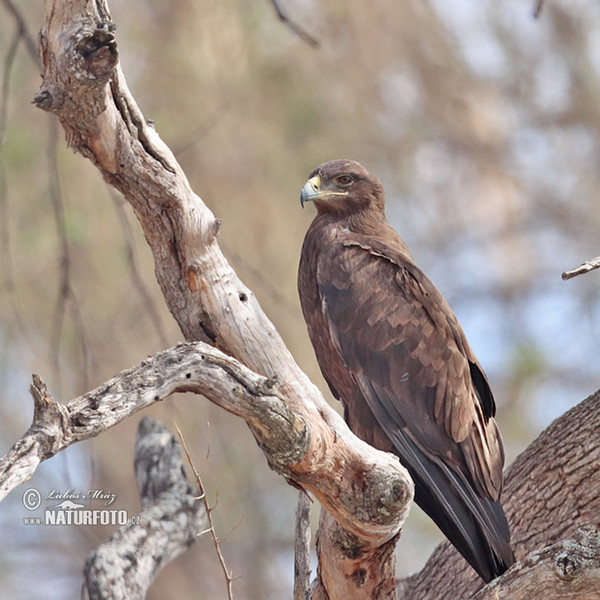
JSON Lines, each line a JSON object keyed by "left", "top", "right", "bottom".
{"left": 269, "top": 0, "right": 319, "bottom": 47}
{"left": 82, "top": 417, "right": 207, "bottom": 600}
{"left": 1, "top": 0, "right": 40, "bottom": 64}
{"left": 562, "top": 255, "right": 600, "bottom": 280}
{"left": 294, "top": 491, "right": 312, "bottom": 600}
{"left": 473, "top": 526, "right": 600, "bottom": 600}
{"left": 0, "top": 342, "right": 412, "bottom": 566}
{"left": 177, "top": 425, "right": 235, "bottom": 600}
{"left": 24, "top": 0, "right": 600, "bottom": 597}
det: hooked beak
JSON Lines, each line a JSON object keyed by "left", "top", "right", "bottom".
{"left": 300, "top": 175, "right": 348, "bottom": 208}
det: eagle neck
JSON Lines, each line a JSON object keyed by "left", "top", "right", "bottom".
{"left": 317, "top": 205, "right": 387, "bottom": 237}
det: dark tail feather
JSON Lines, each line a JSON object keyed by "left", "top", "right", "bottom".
{"left": 410, "top": 457, "right": 514, "bottom": 582}
{"left": 355, "top": 380, "right": 514, "bottom": 581}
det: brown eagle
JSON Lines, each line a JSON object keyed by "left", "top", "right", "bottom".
{"left": 297, "top": 159, "right": 514, "bottom": 582}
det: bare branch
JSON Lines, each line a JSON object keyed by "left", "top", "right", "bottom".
{"left": 177, "top": 424, "right": 235, "bottom": 600}
{"left": 0, "top": 342, "right": 413, "bottom": 554}
{"left": 1, "top": 0, "right": 40, "bottom": 65}
{"left": 0, "top": 29, "right": 20, "bottom": 145}
{"left": 47, "top": 119, "right": 91, "bottom": 392}
{"left": 0, "top": 29, "right": 28, "bottom": 335}
{"left": 269, "top": 0, "right": 319, "bottom": 47}
{"left": 561, "top": 255, "right": 600, "bottom": 280}
{"left": 294, "top": 491, "right": 312, "bottom": 600}
{"left": 397, "top": 389, "right": 600, "bottom": 600}
{"left": 82, "top": 417, "right": 207, "bottom": 600}
{"left": 110, "top": 190, "right": 169, "bottom": 348}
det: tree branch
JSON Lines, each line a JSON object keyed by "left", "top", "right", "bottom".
{"left": 28, "top": 1, "right": 600, "bottom": 598}
{"left": 269, "top": 0, "right": 320, "bottom": 47}
{"left": 561, "top": 255, "right": 600, "bottom": 280}
{"left": 1, "top": 0, "right": 40, "bottom": 65}
{"left": 82, "top": 417, "right": 207, "bottom": 600}
{"left": 0, "top": 342, "right": 413, "bottom": 553}
{"left": 294, "top": 491, "right": 312, "bottom": 600}
{"left": 473, "top": 526, "right": 600, "bottom": 600}
{"left": 397, "top": 389, "right": 600, "bottom": 599}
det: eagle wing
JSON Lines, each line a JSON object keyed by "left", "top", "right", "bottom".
{"left": 312, "top": 231, "right": 513, "bottom": 579}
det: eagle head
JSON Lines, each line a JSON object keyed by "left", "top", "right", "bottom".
{"left": 300, "top": 159, "right": 385, "bottom": 215}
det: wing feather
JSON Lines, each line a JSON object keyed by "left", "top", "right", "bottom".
{"left": 316, "top": 236, "right": 503, "bottom": 500}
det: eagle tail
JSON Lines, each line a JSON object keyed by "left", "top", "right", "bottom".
{"left": 356, "top": 379, "right": 515, "bottom": 581}
{"left": 401, "top": 440, "right": 515, "bottom": 582}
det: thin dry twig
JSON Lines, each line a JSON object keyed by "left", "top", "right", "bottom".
{"left": 222, "top": 241, "right": 300, "bottom": 319}
{"left": 561, "top": 255, "right": 600, "bottom": 280}
{"left": 176, "top": 424, "right": 235, "bottom": 600}
{"left": 269, "top": 0, "right": 319, "bottom": 47}
{"left": 0, "top": 30, "right": 20, "bottom": 145}
{"left": 1, "top": 0, "right": 40, "bottom": 65}
{"left": 0, "top": 30, "right": 28, "bottom": 335}
{"left": 533, "top": 0, "right": 545, "bottom": 19}
{"left": 47, "top": 120, "right": 91, "bottom": 392}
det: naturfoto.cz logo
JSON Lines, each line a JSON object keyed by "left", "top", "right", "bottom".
{"left": 21, "top": 487, "right": 140, "bottom": 527}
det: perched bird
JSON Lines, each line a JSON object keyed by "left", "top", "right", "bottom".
{"left": 297, "top": 159, "right": 514, "bottom": 582}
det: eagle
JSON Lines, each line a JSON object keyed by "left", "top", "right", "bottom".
{"left": 297, "top": 159, "right": 514, "bottom": 582}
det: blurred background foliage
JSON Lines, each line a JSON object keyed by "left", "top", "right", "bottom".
{"left": 1, "top": 0, "right": 599, "bottom": 598}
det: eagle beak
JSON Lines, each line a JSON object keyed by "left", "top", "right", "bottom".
{"left": 300, "top": 175, "right": 348, "bottom": 208}
{"left": 300, "top": 175, "right": 321, "bottom": 208}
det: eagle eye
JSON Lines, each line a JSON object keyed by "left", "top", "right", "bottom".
{"left": 335, "top": 174, "right": 353, "bottom": 186}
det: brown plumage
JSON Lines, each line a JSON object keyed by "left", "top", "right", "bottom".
{"left": 297, "top": 159, "right": 514, "bottom": 582}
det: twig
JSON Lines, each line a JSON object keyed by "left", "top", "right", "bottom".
{"left": 533, "top": 0, "right": 544, "bottom": 19}
{"left": 222, "top": 241, "right": 300, "bottom": 319}
{"left": 294, "top": 490, "right": 312, "bottom": 600}
{"left": 176, "top": 424, "right": 235, "bottom": 600}
{"left": 0, "top": 29, "right": 20, "bottom": 146}
{"left": 561, "top": 255, "right": 600, "bottom": 280}
{"left": 1, "top": 0, "right": 40, "bottom": 65}
{"left": 0, "top": 30, "right": 28, "bottom": 335}
{"left": 269, "top": 0, "right": 319, "bottom": 47}
{"left": 47, "top": 119, "right": 91, "bottom": 392}
{"left": 0, "top": 342, "right": 299, "bottom": 502}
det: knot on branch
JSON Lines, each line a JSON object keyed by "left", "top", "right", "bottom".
{"left": 554, "top": 526, "right": 600, "bottom": 582}
{"left": 34, "top": 20, "right": 118, "bottom": 115}
{"left": 73, "top": 21, "right": 118, "bottom": 81}
{"left": 341, "top": 462, "right": 414, "bottom": 531}
{"left": 29, "top": 374, "right": 71, "bottom": 457}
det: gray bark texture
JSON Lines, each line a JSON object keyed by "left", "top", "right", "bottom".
{"left": 1, "top": 0, "right": 414, "bottom": 597}
{"left": 82, "top": 417, "right": 207, "bottom": 600}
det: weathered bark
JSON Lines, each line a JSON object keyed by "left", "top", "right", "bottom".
{"left": 82, "top": 417, "right": 207, "bottom": 600}
{"left": 472, "top": 526, "right": 600, "bottom": 600}
{"left": 0, "top": 343, "right": 412, "bottom": 555}
{"left": 313, "top": 510, "right": 401, "bottom": 600}
{"left": 397, "top": 389, "right": 600, "bottom": 599}
{"left": 295, "top": 492, "right": 313, "bottom": 600}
